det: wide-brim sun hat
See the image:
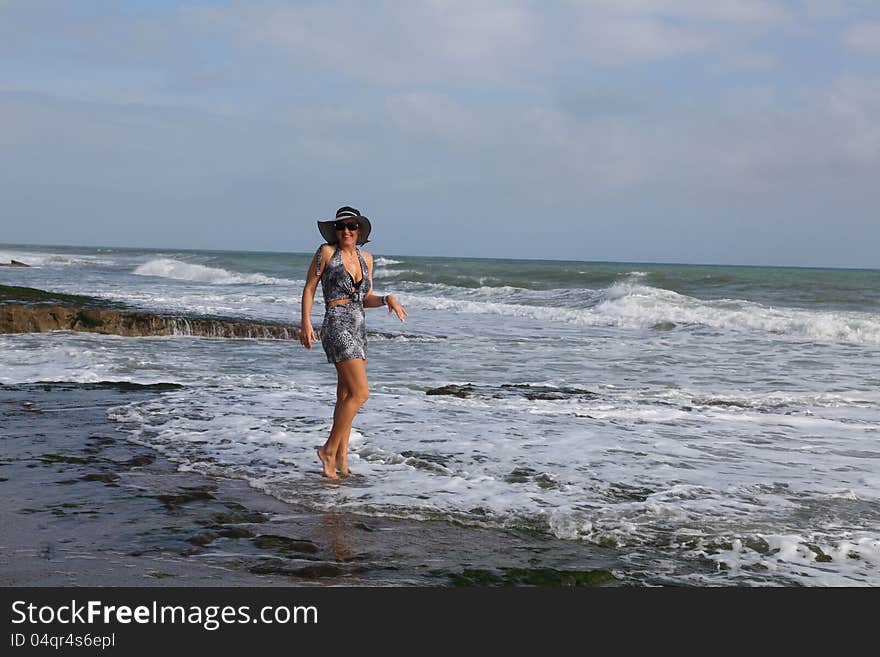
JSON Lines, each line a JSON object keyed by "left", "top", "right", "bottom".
{"left": 317, "top": 206, "right": 372, "bottom": 246}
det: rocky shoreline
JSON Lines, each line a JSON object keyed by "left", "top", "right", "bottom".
{"left": 0, "top": 284, "right": 301, "bottom": 340}
{"left": 0, "top": 285, "right": 432, "bottom": 341}
{"left": 0, "top": 303, "right": 301, "bottom": 340}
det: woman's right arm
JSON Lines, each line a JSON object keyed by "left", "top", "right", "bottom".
{"left": 300, "top": 247, "right": 325, "bottom": 349}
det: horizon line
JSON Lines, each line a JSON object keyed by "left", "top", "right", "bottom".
{"left": 1, "top": 240, "right": 878, "bottom": 273}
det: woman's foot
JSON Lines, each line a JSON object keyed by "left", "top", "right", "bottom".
{"left": 335, "top": 454, "right": 351, "bottom": 477}
{"left": 317, "top": 446, "right": 338, "bottom": 479}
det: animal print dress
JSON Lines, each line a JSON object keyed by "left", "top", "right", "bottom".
{"left": 315, "top": 245, "right": 371, "bottom": 363}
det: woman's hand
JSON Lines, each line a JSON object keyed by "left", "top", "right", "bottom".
{"left": 300, "top": 322, "right": 317, "bottom": 349}
{"left": 386, "top": 295, "right": 407, "bottom": 322}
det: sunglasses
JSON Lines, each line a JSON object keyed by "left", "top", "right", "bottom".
{"left": 334, "top": 221, "right": 360, "bottom": 232}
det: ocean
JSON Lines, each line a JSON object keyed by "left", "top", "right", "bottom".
{"left": 2, "top": 242, "right": 879, "bottom": 586}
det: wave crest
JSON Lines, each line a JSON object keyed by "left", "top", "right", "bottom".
{"left": 406, "top": 280, "right": 880, "bottom": 345}
{"left": 374, "top": 257, "right": 403, "bottom": 266}
{"left": 0, "top": 250, "right": 115, "bottom": 267}
{"left": 133, "top": 259, "right": 293, "bottom": 286}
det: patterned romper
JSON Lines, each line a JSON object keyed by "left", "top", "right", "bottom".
{"left": 315, "top": 245, "right": 371, "bottom": 364}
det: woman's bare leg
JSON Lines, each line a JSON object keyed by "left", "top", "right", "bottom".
{"left": 317, "top": 359, "right": 368, "bottom": 478}
{"left": 334, "top": 377, "right": 353, "bottom": 475}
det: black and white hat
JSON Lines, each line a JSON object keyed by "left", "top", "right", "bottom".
{"left": 317, "top": 206, "right": 372, "bottom": 245}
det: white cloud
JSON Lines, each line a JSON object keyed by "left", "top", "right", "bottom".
{"left": 384, "top": 92, "right": 476, "bottom": 141}
{"left": 842, "top": 21, "right": 880, "bottom": 54}
{"left": 802, "top": 0, "right": 875, "bottom": 21}
{"left": 824, "top": 76, "right": 880, "bottom": 163}
{"left": 184, "top": 0, "right": 537, "bottom": 88}
{"left": 715, "top": 51, "right": 778, "bottom": 72}
{"left": 0, "top": 0, "right": 805, "bottom": 110}
{"left": 580, "top": 0, "right": 791, "bottom": 25}
{"left": 177, "top": 0, "right": 791, "bottom": 87}
{"left": 574, "top": 16, "right": 710, "bottom": 64}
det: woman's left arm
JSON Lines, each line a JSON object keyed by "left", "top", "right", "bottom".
{"left": 363, "top": 252, "right": 407, "bottom": 321}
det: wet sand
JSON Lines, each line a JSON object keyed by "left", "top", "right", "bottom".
{"left": 0, "top": 383, "right": 621, "bottom": 587}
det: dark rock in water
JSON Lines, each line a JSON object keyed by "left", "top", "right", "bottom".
{"left": 253, "top": 534, "right": 320, "bottom": 554}
{"left": 12, "top": 381, "right": 181, "bottom": 393}
{"left": 503, "top": 468, "right": 559, "bottom": 489}
{"left": 504, "top": 467, "right": 536, "bottom": 483}
{"left": 449, "top": 568, "right": 503, "bottom": 586}
{"left": 692, "top": 398, "right": 751, "bottom": 409}
{"left": 501, "top": 567, "right": 615, "bottom": 587}
{"left": 426, "top": 382, "right": 604, "bottom": 406}
{"left": 534, "top": 474, "right": 559, "bottom": 490}
{"left": 400, "top": 451, "right": 450, "bottom": 466}
{"left": 0, "top": 260, "right": 30, "bottom": 267}
{"left": 605, "top": 483, "right": 654, "bottom": 503}
{"left": 145, "top": 571, "right": 177, "bottom": 579}
{"left": 85, "top": 381, "right": 183, "bottom": 392}
{"left": 283, "top": 563, "right": 347, "bottom": 579}
{"left": 427, "top": 383, "right": 599, "bottom": 401}
{"left": 212, "top": 506, "right": 267, "bottom": 524}
{"left": 217, "top": 527, "right": 255, "bottom": 539}
{"left": 449, "top": 567, "right": 616, "bottom": 587}
{"left": 249, "top": 559, "right": 344, "bottom": 579}
{"left": 39, "top": 453, "right": 93, "bottom": 465}
{"left": 743, "top": 536, "right": 771, "bottom": 554}
{"left": 187, "top": 531, "right": 219, "bottom": 547}
{"left": 122, "top": 454, "right": 155, "bottom": 468}
{"left": 182, "top": 484, "right": 218, "bottom": 494}
{"left": 426, "top": 384, "right": 474, "bottom": 398}
{"left": 807, "top": 544, "right": 832, "bottom": 562}
{"left": 157, "top": 489, "right": 215, "bottom": 509}
{"left": 80, "top": 473, "right": 120, "bottom": 484}
{"left": 501, "top": 383, "right": 598, "bottom": 400}
{"left": 524, "top": 392, "right": 568, "bottom": 400}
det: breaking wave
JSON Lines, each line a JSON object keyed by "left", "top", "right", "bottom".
{"left": 405, "top": 281, "right": 880, "bottom": 345}
{"left": 133, "top": 259, "right": 294, "bottom": 286}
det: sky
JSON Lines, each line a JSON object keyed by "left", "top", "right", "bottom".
{"left": 1, "top": 0, "right": 878, "bottom": 268}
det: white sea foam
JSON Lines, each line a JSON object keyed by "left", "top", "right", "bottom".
{"left": 0, "top": 249, "right": 115, "bottom": 267}
{"left": 403, "top": 281, "right": 880, "bottom": 344}
{"left": 133, "top": 258, "right": 294, "bottom": 286}
{"left": 76, "top": 288, "right": 300, "bottom": 321}
{"left": 374, "top": 257, "right": 403, "bottom": 266}
{"left": 701, "top": 533, "right": 880, "bottom": 586}
{"left": 0, "top": 333, "right": 190, "bottom": 385}
{"left": 597, "top": 281, "right": 880, "bottom": 344}
{"left": 97, "top": 354, "right": 880, "bottom": 586}
{"left": 372, "top": 268, "right": 416, "bottom": 279}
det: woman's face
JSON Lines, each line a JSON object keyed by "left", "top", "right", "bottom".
{"left": 335, "top": 221, "right": 360, "bottom": 246}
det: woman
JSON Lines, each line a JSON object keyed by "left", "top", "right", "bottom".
{"left": 300, "top": 206, "right": 407, "bottom": 479}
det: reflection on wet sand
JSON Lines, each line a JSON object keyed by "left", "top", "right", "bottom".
{"left": 322, "top": 512, "right": 357, "bottom": 562}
